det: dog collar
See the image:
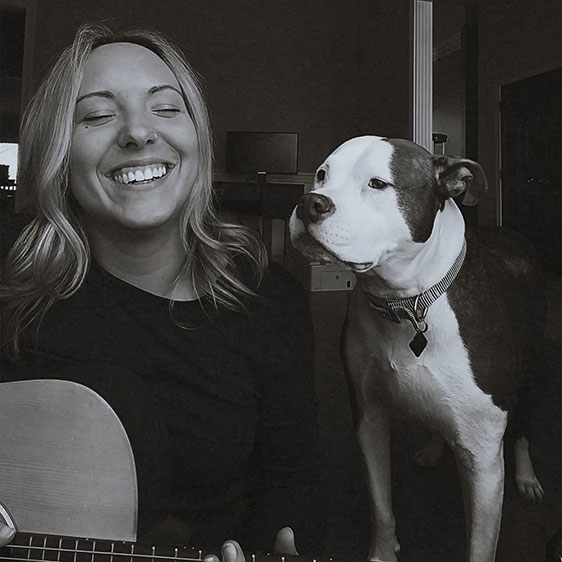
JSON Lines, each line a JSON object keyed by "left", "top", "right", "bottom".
{"left": 366, "top": 238, "right": 467, "bottom": 357}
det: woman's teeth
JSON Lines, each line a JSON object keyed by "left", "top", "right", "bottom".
{"left": 113, "top": 165, "right": 169, "bottom": 184}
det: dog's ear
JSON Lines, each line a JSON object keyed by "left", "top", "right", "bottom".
{"left": 433, "top": 155, "right": 488, "bottom": 206}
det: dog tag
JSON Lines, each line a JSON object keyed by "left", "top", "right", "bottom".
{"left": 409, "top": 331, "right": 428, "bottom": 357}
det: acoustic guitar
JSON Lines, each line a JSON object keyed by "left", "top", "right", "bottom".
{"left": 0, "top": 380, "right": 317, "bottom": 562}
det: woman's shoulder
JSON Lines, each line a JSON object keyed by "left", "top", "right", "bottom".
{"left": 259, "top": 260, "right": 306, "bottom": 301}
{"left": 230, "top": 250, "right": 304, "bottom": 302}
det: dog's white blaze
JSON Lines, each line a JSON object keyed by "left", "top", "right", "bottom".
{"left": 353, "top": 292, "right": 507, "bottom": 457}
{"left": 325, "top": 136, "right": 393, "bottom": 188}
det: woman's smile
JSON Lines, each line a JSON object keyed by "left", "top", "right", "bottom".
{"left": 108, "top": 163, "right": 173, "bottom": 185}
{"left": 104, "top": 157, "right": 177, "bottom": 187}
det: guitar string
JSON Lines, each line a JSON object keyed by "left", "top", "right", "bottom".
{"left": 0, "top": 544, "right": 313, "bottom": 562}
{"left": 2, "top": 552, "right": 201, "bottom": 562}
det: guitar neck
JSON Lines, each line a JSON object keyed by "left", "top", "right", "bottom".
{"left": 2, "top": 533, "right": 314, "bottom": 562}
{"left": 3, "top": 532, "right": 206, "bottom": 561}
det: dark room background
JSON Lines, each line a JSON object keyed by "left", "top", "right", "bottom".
{"left": 2, "top": 0, "right": 560, "bottom": 232}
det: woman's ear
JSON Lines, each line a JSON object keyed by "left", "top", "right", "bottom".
{"left": 433, "top": 155, "right": 488, "bottom": 206}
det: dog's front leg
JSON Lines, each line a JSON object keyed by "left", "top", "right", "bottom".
{"left": 357, "top": 402, "right": 400, "bottom": 562}
{"left": 453, "top": 438, "right": 505, "bottom": 562}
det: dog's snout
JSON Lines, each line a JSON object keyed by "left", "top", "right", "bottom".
{"left": 296, "top": 192, "right": 335, "bottom": 224}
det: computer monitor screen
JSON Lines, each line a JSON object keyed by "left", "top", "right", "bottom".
{"left": 226, "top": 132, "right": 298, "bottom": 175}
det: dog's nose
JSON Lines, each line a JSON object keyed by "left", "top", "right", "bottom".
{"left": 296, "top": 192, "right": 335, "bottom": 224}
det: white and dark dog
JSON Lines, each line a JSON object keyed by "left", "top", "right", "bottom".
{"left": 289, "top": 136, "right": 545, "bottom": 562}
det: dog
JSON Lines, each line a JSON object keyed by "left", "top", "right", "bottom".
{"left": 289, "top": 136, "right": 545, "bottom": 562}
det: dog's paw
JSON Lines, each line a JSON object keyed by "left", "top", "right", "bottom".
{"left": 369, "top": 539, "right": 400, "bottom": 562}
{"left": 514, "top": 436, "right": 545, "bottom": 504}
{"left": 414, "top": 433, "right": 444, "bottom": 467}
{"left": 516, "top": 473, "right": 545, "bottom": 504}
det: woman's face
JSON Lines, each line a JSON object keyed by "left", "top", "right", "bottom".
{"left": 70, "top": 42, "right": 199, "bottom": 233}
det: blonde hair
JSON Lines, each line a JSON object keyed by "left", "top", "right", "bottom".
{"left": 1, "top": 23, "right": 267, "bottom": 356}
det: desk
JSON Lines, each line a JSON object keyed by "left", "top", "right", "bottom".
{"left": 213, "top": 181, "right": 305, "bottom": 219}
{"left": 214, "top": 181, "right": 305, "bottom": 263}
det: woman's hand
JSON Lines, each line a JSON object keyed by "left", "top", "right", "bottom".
{"left": 204, "top": 526, "right": 299, "bottom": 562}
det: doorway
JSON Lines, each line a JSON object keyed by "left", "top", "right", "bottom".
{"left": 500, "top": 67, "right": 561, "bottom": 272}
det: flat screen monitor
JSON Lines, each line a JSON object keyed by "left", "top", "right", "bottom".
{"left": 226, "top": 131, "right": 299, "bottom": 175}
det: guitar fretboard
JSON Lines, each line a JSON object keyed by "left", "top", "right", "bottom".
{"left": 1, "top": 533, "right": 203, "bottom": 561}
{"left": 1, "top": 534, "right": 317, "bottom": 562}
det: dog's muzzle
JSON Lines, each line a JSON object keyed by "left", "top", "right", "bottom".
{"left": 296, "top": 192, "right": 335, "bottom": 225}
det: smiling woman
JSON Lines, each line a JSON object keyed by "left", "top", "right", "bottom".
{"left": 70, "top": 42, "right": 200, "bottom": 248}
{"left": 0, "top": 23, "right": 324, "bottom": 562}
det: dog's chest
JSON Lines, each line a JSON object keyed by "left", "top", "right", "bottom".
{"left": 346, "top": 293, "right": 496, "bottom": 432}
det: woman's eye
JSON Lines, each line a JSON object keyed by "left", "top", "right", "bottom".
{"left": 368, "top": 178, "right": 388, "bottom": 190}
{"left": 82, "top": 113, "right": 114, "bottom": 124}
{"left": 154, "top": 107, "right": 181, "bottom": 116}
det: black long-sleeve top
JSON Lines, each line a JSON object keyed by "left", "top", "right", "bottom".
{"left": 1, "top": 228, "right": 325, "bottom": 554}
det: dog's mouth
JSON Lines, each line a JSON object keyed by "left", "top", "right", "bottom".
{"left": 348, "top": 262, "right": 374, "bottom": 273}
{"left": 295, "top": 232, "right": 375, "bottom": 273}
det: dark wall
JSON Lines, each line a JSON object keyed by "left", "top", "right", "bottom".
{"left": 27, "top": 0, "right": 413, "bottom": 174}
{"left": 477, "top": 0, "right": 562, "bottom": 225}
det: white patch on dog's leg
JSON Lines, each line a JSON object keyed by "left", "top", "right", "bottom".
{"left": 357, "top": 405, "right": 400, "bottom": 562}
{"left": 414, "top": 431, "right": 445, "bottom": 467}
{"left": 453, "top": 442, "right": 505, "bottom": 562}
{"left": 514, "top": 436, "right": 545, "bottom": 504}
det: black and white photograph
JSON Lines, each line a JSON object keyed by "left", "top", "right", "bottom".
{"left": 0, "top": 1, "right": 560, "bottom": 561}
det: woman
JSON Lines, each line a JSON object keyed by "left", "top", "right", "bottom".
{"left": 0, "top": 23, "right": 324, "bottom": 560}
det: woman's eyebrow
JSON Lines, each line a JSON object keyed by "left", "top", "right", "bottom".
{"left": 148, "top": 84, "right": 183, "bottom": 96}
{"left": 76, "top": 90, "right": 115, "bottom": 104}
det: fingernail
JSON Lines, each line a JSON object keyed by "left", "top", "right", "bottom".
{"left": 223, "top": 543, "right": 237, "bottom": 562}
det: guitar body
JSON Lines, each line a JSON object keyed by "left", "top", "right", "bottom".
{"left": 0, "top": 380, "right": 329, "bottom": 562}
{"left": 0, "top": 379, "right": 137, "bottom": 542}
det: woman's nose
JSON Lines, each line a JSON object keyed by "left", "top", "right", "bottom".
{"left": 117, "top": 115, "right": 157, "bottom": 149}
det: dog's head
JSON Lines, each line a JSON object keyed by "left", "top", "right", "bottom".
{"left": 289, "top": 136, "right": 487, "bottom": 273}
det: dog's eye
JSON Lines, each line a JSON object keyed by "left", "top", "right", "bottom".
{"left": 316, "top": 169, "right": 326, "bottom": 182}
{"left": 368, "top": 178, "right": 388, "bottom": 190}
